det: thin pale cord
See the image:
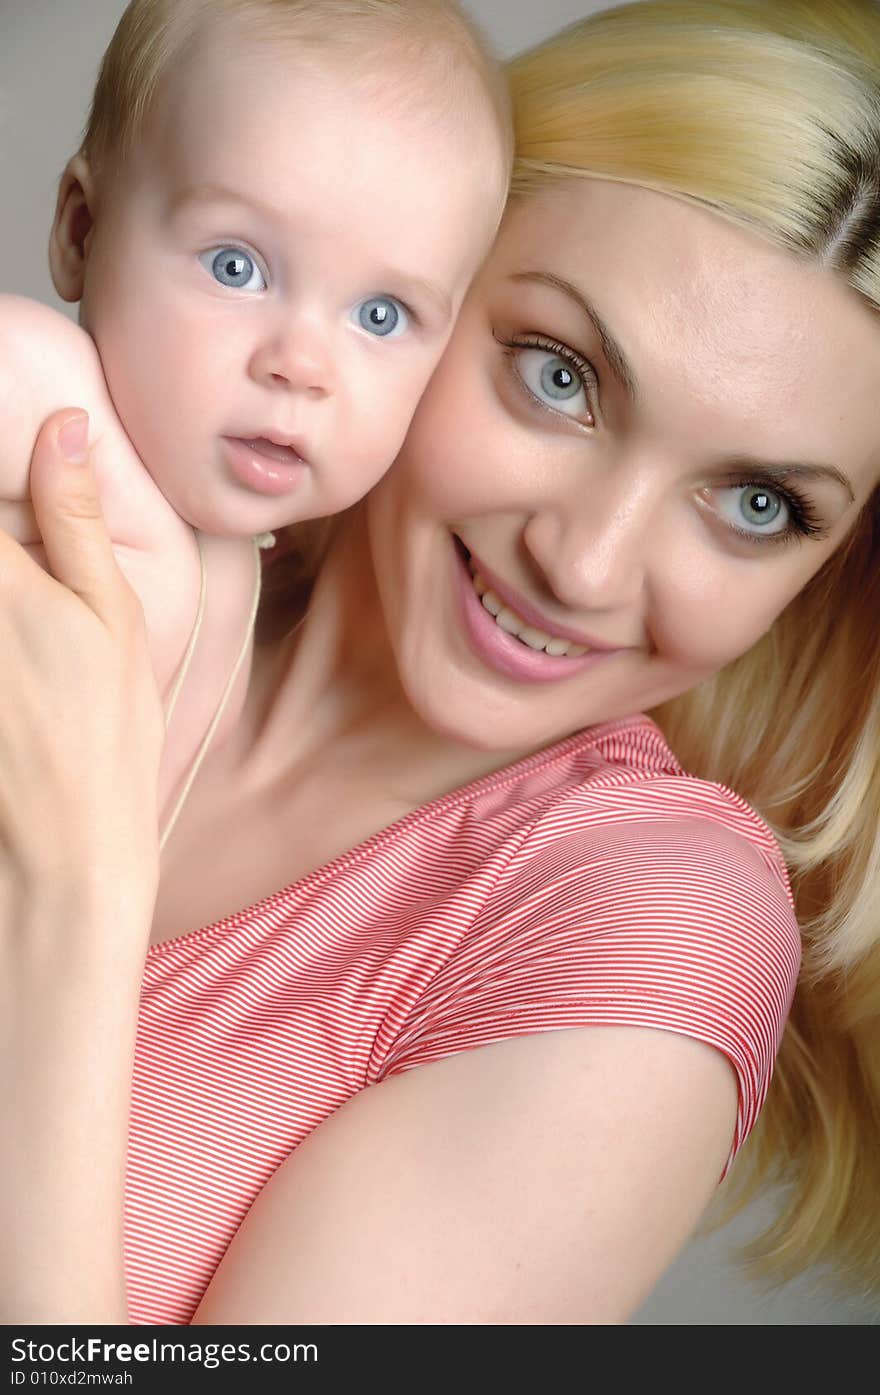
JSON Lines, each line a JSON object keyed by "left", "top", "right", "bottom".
{"left": 159, "top": 537, "right": 264, "bottom": 854}
{"left": 162, "top": 529, "right": 208, "bottom": 731}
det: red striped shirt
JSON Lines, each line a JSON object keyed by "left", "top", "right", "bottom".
{"left": 124, "top": 713, "right": 800, "bottom": 1324}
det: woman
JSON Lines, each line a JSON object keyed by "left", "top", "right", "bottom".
{"left": 3, "top": 0, "right": 879, "bottom": 1324}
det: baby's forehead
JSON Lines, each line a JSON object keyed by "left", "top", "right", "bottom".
{"left": 158, "top": 15, "right": 506, "bottom": 150}
{"left": 145, "top": 30, "right": 507, "bottom": 222}
{"left": 113, "top": 75, "right": 498, "bottom": 319}
{"left": 84, "top": 0, "right": 511, "bottom": 249}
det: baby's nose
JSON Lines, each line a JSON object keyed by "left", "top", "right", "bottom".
{"left": 250, "top": 323, "right": 334, "bottom": 398}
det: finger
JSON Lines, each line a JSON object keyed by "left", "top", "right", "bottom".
{"left": 27, "top": 409, "right": 124, "bottom": 621}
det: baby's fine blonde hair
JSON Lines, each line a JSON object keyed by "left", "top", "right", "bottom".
{"left": 510, "top": 0, "right": 880, "bottom": 1306}
{"left": 79, "top": 0, "right": 512, "bottom": 183}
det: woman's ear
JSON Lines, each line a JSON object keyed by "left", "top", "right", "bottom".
{"left": 48, "top": 155, "right": 99, "bottom": 303}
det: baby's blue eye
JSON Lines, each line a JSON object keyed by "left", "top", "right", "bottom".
{"left": 354, "top": 296, "right": 409, "bottom": 338}
{"left": 199, "top": 246, "right": 267, "bottom": 292}
{"left": 516, "top": 348, "right": 588, "bottom": 418}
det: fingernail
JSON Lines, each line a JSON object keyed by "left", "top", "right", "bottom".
{"left": 58, "top": 412, "right": 89, "bottom": 464}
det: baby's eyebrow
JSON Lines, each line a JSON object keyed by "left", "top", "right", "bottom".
{"left": 169, "top": 182, "right": 452, "bottom": 324}
{"left": 169, "top": 182, "right": 266, "bottom": 218}
{"left": 386, "top": 273, "right": 453, "bottom": 324}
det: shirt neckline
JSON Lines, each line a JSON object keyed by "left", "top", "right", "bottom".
{"left": 146, "top": 712, "right": 671, "bottom": 960}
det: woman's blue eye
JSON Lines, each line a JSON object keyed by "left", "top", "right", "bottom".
{"left": 199, "top": 246, "right": 267, "bottom": 292}
{"left": 516, "top": 348, "right": 588, "bottom": 417}
{"left": 354, "top": 296, "right": 409, "bottom": 338}
{"left": 718, "top": 485, "right": 788, "bottom": 535}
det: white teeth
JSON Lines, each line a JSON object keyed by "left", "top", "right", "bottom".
{"left": 466, "top": 556, "right": 589, "bottom": 658}
{"left": 495, "top": 608, "right": 523, "bottom": 635}
{"left": 518, "top": 626, "right": 552, "bottom": 651}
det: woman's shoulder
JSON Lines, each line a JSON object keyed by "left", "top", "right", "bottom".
{"left": 473, "top": 712, "right": 793, "bottom": 895}
{"left": 383, "top": 715, "right": 801, "bottom": 1172}
{"left": 394, "top": 710, "right": 802, "bottom": 1044}
{"left": 459, "top": 713, "right": 802, "bottom": 1045}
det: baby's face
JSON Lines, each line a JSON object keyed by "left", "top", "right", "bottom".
{"left": 75, "top": 31, "right": 507, "bottom": 534}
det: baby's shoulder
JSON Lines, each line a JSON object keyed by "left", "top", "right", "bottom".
{"left": 0, "top": 293, "right": 104, "bottom": 389}
{"left": 0, "top": 292, "right": 129, "bottom": 471}
{"left": 0, "top": 293, "right": 180, "bottom": 547}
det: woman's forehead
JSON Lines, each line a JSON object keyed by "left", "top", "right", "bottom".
{"left": 497, "top": 178, "right": 799, "bottom": 296}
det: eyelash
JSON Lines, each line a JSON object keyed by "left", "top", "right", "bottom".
{"left": 719, "top": 479, "right": 831, "bottom": 548}
{"left": 495, "top": 332, "right": 598, "bottom": 421}
{"left": 494, "top": 332, "right": 833, "bottom": 550}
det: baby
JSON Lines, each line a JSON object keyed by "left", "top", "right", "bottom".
{"left": 0, "top": 0, "right": 511, "bottom": 843}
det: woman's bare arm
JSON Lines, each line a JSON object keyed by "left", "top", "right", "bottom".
{"left": 0, "top": 412, "right": 162, "bottom": 1322}
{"left": 193, "top": 1023, "right": 737, "bottom": 1324}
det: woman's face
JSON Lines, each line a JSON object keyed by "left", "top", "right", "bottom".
{"left": 366, "top": 179, "right": 880, "bottom": 752}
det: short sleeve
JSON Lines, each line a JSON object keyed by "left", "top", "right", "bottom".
{"left": 376, "top": 789, "right": 801, "bottom": 1177}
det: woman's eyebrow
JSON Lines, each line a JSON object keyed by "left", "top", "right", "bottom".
{"left": 511, "top": 270, "right": 639, "bottom": 402}
{"left": 721, "top": 458, "right": 856, "bottom": 504}
{"left": 510, "top": 271, "right": 857, "bottom": 501}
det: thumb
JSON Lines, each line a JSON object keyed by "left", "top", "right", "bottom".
{"left": 28, "top": 409, "right": 120, "bottom": 619}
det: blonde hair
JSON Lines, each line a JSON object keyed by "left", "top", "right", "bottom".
{"left": 510, "top": 0, "right": 880, "bottom": 1302}
{"left": 79, "top": 0, "right": 511, "bottom": 183}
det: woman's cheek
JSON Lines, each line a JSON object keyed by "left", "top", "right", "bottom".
{"left": 649, "top": 562, "right": 792, "bottom": 675}
{"left": 402, "top": 357, "right": 519, "bottom": 517}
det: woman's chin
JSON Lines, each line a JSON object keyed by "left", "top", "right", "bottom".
{"left": 400, "top": 668, "right": 579, "bottom": 756}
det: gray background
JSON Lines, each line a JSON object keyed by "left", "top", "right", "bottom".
{"left": 0, "top": 0, "right": 876, "bottom": 1325}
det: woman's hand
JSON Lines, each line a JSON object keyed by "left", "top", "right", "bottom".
{"left": 0, "top": 410, "right": 163, "bottom": 1322}
{"left": 0, "top": 409, "right": 164, "bottom": 910}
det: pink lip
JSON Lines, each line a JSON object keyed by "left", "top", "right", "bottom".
{"left": 253, "top": 430, "right": 310, "bottom": 461}
{"left": 463, "top": 543, "right": 617, "bottom": 651}
{"left": 452, "top": 540, "right": 622, "bottom": 685}
{"left": 223, "top": 436, "right": 309, "bottom": 497}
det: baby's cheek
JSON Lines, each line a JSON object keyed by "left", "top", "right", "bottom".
{"left": 314, "top": 419, "right": 410, "bottom": 514}
{"left": 350, "top": 370, "right": 439, "bottom": 472}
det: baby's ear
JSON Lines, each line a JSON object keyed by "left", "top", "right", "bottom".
{"left": 48, "top": 155, "right": 99, "bottom": 302}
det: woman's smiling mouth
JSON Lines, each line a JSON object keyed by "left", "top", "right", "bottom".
{"left": 468, "top": 565, "right": 589, "bottom": 656}
{"left": 452, "top": 537, "right": 623, "bottom": 684}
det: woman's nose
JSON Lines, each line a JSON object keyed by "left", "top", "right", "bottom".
{"left": 522, "top": 475, "right": 654, "bottom": 616}
{"left": 248, "top": 320, "right": 334, "bottom": 398}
